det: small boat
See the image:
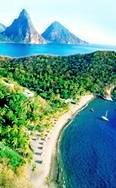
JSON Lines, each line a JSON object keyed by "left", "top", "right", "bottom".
{"left": 101, "top": 111, "right": 109, "bottom": 121}
{"left": 90, "top": 108, "right": 94, "bottom": 112}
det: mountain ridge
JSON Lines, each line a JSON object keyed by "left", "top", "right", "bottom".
{"left": 0, "top": 9, "right": 45, "bottom": 44}
{"left": 0, "top": 9, "right": 87, "bottom": 44}
{"left": 42, "top": 21, "right": 87, "bottom": 44}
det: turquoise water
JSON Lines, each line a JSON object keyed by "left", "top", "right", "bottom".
{"left": 59, "top": 98, "right": 116, "bottom": 188}
{"left": 0, "top": 43, "right": 116, "bottom": 57}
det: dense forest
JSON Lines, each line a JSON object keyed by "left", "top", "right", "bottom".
{"left": 0, "top": 51, "right": 116, "bottom": 187}
{"left": 0, "top": 51, "right": 115, "bottom": 100}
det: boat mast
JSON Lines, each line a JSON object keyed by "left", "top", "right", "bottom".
{"left": 105, "top": 110, "right": 108, "bottom": 117}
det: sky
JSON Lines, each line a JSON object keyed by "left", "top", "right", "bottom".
{"left": 0, "top": 0, "right": 116, "bottom": 45}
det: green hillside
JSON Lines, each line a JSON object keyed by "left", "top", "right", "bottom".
{"left": 0, "top": 51, "right": 115, "bottom": 187}
{"left": 0, "top": 51, "right": 115, "bottom": 99}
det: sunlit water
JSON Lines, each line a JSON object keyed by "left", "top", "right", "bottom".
{"left": 0, "top": 43, "right": 116, "bottom": 57}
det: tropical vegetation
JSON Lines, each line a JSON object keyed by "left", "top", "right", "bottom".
{"left": 0, "top": 51, "right": 115, "bottom": 187}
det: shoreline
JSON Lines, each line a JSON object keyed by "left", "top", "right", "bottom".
{"left": 30, "top": 94, "right": 94, "bottom": 188}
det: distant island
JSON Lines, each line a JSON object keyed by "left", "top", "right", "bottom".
{"left": 0, "top": 51, "right": 115, "bottom": 187}
{"left": 0, "top": 9, "right": 87, "bottom": 44}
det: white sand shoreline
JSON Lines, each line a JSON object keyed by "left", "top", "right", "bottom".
{"left": 30, "top": 94, "right": 94, "bottom": 188}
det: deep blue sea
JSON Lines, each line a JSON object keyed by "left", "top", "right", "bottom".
{"left": 59, "top": 98, "right": 116, "bottom": 188}
{"left": 0, "top": 43, "right": 116, "bottom": 57}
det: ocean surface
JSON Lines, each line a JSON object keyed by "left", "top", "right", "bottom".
{"left": 0, "top": 43, "right": 116, "bottom": 57}
{"left": 58, "top": 98, "right": 116, "bottom": 188}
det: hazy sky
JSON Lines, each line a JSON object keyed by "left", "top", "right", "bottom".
{"left": 0, "top": 0, "right": 115, "bottom": 45}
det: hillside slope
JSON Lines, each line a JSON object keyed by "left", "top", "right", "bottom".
{"left": 0, "top": 51, "right": 115, "bottom": 187}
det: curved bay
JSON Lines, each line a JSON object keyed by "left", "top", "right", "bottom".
{"left": 59, "top": 98, "right": 116, "bottom": 188}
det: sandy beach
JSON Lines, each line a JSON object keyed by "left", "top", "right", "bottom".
{"left": 30, "top": 94, "right": 94, "bottom": 188}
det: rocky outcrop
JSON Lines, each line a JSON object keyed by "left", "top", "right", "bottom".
{"left": 103, "top": 85, "right": 115, "bottom": 101}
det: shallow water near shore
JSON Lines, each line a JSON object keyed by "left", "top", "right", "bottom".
{"left": 58, "top": 98, "right": 116, "bottom": 188}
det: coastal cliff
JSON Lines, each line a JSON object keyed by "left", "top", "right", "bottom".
{"left": 103, "top": 85, "right": 115, "bottom": 101}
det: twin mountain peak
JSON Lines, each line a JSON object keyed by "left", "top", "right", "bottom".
{"left": 0, "top": 9, "right": 87, "bottom": 44}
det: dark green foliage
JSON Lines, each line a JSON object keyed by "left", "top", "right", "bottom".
{"left": 0, "top": 51, "right": 115, "bottom": 169}
{"left": 0, "top": 77, "right": 67, "bottom": 168}
{"left": 0, "top": 143, "right": 24, "bottom": 170}
{"left": 0, "top": 82, "right": 33, "bottom": 158}
{"left": 0, "top": 51, "right": 115, "bottom": 99}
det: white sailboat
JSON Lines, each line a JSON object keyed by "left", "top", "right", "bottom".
{"left": 101, "top": 111, "right": 109, "bottom": 122}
